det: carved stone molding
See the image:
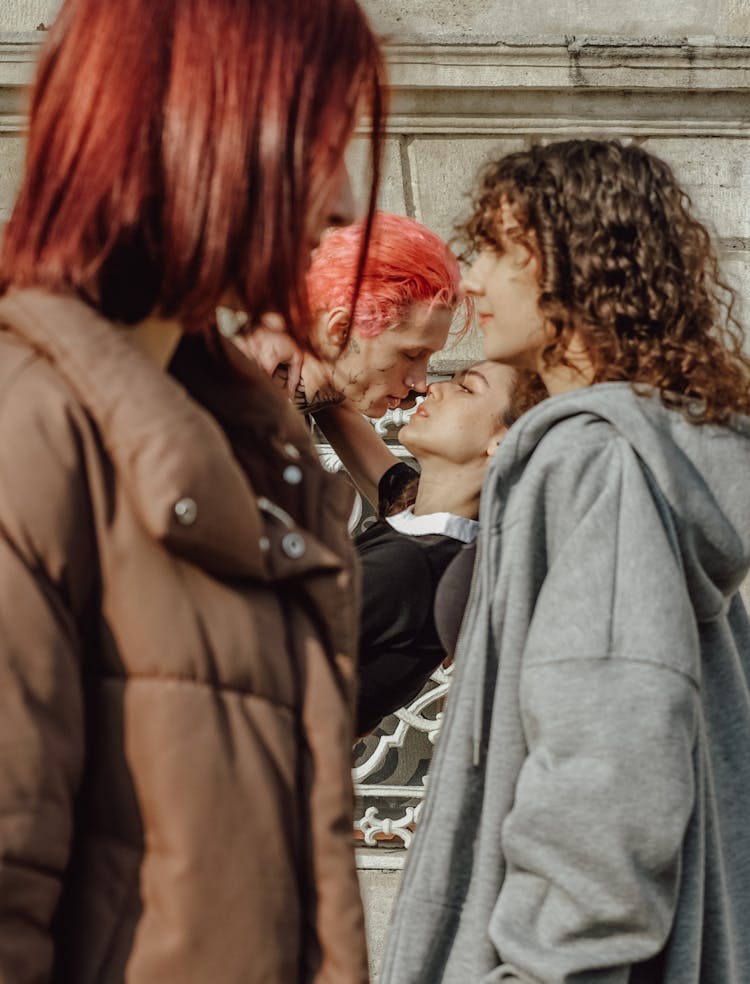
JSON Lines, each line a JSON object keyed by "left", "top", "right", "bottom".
{"left": 384, "top": 40, "right": 750, "bottom": 136}
{"left": 0, "top": 35, "right": 37, "bottom": 131}
{"left": 1, "top": 35, "right": 749, "bottom": 135}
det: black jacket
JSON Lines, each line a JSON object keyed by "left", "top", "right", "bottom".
{"left": 355, "top": 519, "right": 463, "bottom": 733}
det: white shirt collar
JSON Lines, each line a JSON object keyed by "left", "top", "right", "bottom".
{"left": 385, "top": 505, "right": 479, "bottom": 544}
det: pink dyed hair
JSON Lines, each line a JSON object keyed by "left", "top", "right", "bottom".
{"left": 306, "top": 212, "right": 471, "bottom": 338}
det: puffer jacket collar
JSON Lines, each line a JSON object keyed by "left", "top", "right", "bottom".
{"left": 0, "top": 288, "right": 345, "bottom": 582}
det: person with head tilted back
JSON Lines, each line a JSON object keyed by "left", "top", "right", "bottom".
{"left": 353, "top": 360, "right": 544, "bottom": 734}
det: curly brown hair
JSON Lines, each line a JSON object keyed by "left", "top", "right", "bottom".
{"left": 459, "top": 140, "right": 750, "bottom": 423}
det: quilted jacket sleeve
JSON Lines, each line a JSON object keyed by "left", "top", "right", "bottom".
{"left": 0, "top": 355, "right": 94, "bottom": 982}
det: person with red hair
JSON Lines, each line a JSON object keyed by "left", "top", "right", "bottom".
{"left": 236, "top": 211, "right": 467, "bottom": 418}
{"left": 303, "top": 211, "right": 466, "bottom": 416}
{"left": 0, "top": 0, "right": 384, "bottom": 981}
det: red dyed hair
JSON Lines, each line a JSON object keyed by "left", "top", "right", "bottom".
{"left": 0, "top": 0, "right": 385, "bottom": 339}
{"left": 307, "top": 212, "right": 471, "bottom": 338}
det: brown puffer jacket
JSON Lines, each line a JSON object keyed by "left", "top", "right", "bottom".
{"left": 0, "top": 289, "right": 368, "bottom": 983}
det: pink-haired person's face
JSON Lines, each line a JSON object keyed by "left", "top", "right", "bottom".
{"left": 328, "top": 303, "right": 452, "bottom": 417}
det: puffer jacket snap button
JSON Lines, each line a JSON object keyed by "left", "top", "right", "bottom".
{"left": 174, "top": 497, "right": 198, "bottom": 526}
{"left": 283, "top": 464, "right": 303, "bottom": 485}
{"left": 281, "top": 532, "right": 306, "bottom": 559}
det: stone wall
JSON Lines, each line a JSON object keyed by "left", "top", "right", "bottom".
{"left": 364, "top": 0, "right": 750, "bottom": 40}
{"left": 345, "top": 39, "right": 750, "bottom": 370}
{"left": 0, "top": 1, "right": 57, "bottom": 32}
{"left": 11, "top": 0, "right": 750, "bottom": 41}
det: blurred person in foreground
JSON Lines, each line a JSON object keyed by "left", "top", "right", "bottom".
{"left": 0, "top": 0, "right": 386, "bottom": 981}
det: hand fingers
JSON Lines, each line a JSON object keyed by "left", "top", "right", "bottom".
{"left": 284, "top": 350, "right": 303, "bottom": 397}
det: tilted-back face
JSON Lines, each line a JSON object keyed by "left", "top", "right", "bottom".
{"left": 0, "top": 0, "right": 386, "bottom": 342}
{"left": 400, "top": 360, "right": 518, "bottom": 466}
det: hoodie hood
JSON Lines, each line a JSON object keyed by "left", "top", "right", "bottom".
{"left": 490, "top": 382, "right": 750, "bottom": 621}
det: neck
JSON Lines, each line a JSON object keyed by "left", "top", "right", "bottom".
{"left": 299, "top": 352, "right": 342, "bottom": 407}
{"left": 124, "top": 315, "right": 182, "bottom": 369}
{"left": 538, "top": 331, "right": 596, "bottom": 396}
{"left": 411, "top": 459, "right": 484, "bottom": 520}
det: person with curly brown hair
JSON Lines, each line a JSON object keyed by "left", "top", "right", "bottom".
{"left": 381, "top": 140, "right": 750, "bottom": 984}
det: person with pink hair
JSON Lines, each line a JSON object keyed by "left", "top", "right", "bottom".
{"left": 235, "top": 210, "right": 468, "bottom": 419}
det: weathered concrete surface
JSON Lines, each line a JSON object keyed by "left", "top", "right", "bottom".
{"left": 358, "top": 868, "right": 402, "bottom": 982}
{"left": 724, "top": 251, "right": 750, "bottom": 337}
{"left": 643, "top": 137, "right": 750, "bottom": 240}
{"left": 0, "top": 133, "right": 23, "bottom": 223}
{"left": 3, "top": 0, "right": 750, "bottom": 38}
{"left": 363, "top": 0, "right": 750, "bottom": 42}
{"left": 0, "top": 0, "right": 57, "bottom": 32}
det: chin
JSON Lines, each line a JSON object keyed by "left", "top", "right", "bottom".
{"left": 480, "top": 342, "right": 505, "bottom": 362}
{"left": 362, "top": 397, "right": 390, "bottom": 419}
{"left": 398, "top": 426, "right": 418, "bottom": 453}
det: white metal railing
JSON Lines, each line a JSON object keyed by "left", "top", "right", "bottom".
{"left": 353, "top": 665, "right": 451, "bottom": 867}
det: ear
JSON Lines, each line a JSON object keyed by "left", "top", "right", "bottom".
{"left": 318, "top": 307, "right": 351, "bottom": 359}
{"left": 486, "top": 428, "right": 507, "bottom": 458}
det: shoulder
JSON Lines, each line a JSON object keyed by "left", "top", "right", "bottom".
{"left": 358, "top": 527, "right": 448, "bottom": 636}
{"left": 358, "top": 523, "right": 440, "bottom": 581}
{"left": 357, "top": 523, "right": 432, "bottom": 567}
{"left": 359, "top": 525, "right": 462, "bottom": 603}
{"left": 497, "top": 412, "right": 627, "bottom": 526}
{"left": 0, "top": 327, "right": 95, "bottom": 446}
{"left": 0, "top": 332, "right": 97, "bottom": 608}
{"left": 527, "top": 411, "right": 619, "bottom": 468}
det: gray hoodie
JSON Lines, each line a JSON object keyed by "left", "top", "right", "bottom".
{"left": 380, "top": 383, "right": 750, "bottom": 984}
